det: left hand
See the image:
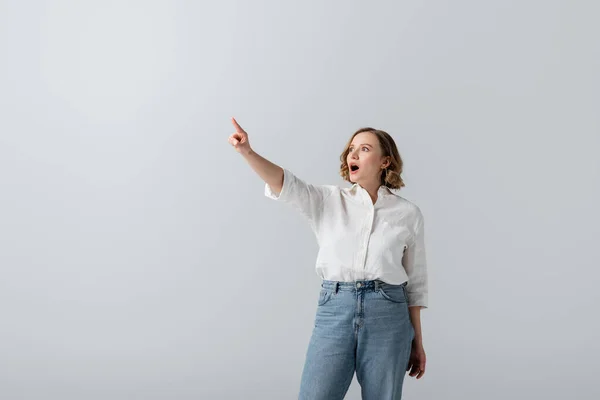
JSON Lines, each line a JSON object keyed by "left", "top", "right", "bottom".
{"left": 407, "top": 340, "right": 426, "bottom": 379}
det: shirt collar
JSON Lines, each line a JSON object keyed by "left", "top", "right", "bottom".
{"left": 350, "top": 183, "right": 401, "bottom": 198}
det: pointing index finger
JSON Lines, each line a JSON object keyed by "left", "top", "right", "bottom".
{"left": 231, "top": 117, "right": 245, "bottom": 133}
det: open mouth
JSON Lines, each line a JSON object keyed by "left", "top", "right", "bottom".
{"left": 350, "top": 165, "right": 359, "bottom": 173}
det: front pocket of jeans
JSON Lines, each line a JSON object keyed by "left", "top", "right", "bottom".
{"left": 318, "top": 289, "right": 332, "bottom": 306}
{"left": 378, "top": 285, "right": 407, "bottom": 303}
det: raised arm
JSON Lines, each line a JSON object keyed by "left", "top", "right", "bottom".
{"left": 228, "top": 117, "right": 284, "bottom": 194}
{"left": 228, "top": 117, "right": 333, "bottom": 229}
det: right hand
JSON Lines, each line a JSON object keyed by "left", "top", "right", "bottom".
{"left": 228, "top": 117, "right": 252, "bottom": 155}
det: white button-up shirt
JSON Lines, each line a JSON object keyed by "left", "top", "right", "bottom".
{"left": 265, "top": 168, "right": 428, "bottom": 308}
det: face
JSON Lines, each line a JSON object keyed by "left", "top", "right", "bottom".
{"left": 346, "top": 132, "right": 389, "bottom": 185}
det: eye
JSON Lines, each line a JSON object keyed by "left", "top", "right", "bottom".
{"left": 362, "top": 146, "right": 369, "bottom": 151}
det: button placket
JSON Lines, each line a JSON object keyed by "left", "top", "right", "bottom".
{"left": 354, "top": 186, "right": 377, "bottom": 279}
{"left": 358, "top": 206, "right": 375, "bottom": 273}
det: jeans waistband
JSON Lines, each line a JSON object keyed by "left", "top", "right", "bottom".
{"left": 321, "top": 279, "right": 407, "bottom": 293}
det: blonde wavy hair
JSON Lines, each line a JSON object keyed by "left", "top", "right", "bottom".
{"left": 339, "top": 127, "right": 405, "bottom": 190}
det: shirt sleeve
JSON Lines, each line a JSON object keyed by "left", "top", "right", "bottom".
{"left": 264, "top": 168, "right": 333, "bottom": 229}
{"left": 402, "top": 208, "right": 428, "bottom": 309}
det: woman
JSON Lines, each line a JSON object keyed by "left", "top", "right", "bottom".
{"left": 228, "top": 117, "right": 428, "bottom": 399}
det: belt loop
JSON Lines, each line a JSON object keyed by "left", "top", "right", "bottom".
{"left": 334, "top": 281, "right": 339, "bottom": 294}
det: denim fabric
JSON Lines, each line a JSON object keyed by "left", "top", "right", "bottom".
{"left": 298, "top": 279, "right": 415, "bottom": 400}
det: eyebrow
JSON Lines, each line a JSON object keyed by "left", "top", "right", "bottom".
{"left": 350, "top": 143, "right": 373, "bottom": 148}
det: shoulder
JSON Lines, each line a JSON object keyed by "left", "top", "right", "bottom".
{"left": 389, "top": 194, "right": 425, "bottom": 223}
{"left": 320, "top": 184, "right": 338, "bottom": 197}
{"left": 390, "top": 193, "right": 422, "bottom": 212}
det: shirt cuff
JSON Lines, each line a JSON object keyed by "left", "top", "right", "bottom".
{"left": 264, "top": 168, "right": 291, "bottom": 201}
{"left": 407, "top": 292, "right": 428, "bottom": 309}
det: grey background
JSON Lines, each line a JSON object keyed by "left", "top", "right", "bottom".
{"left": 1, "top": 0, "right": 598, "bottom": 399}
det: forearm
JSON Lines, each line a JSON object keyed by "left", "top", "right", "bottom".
{"left": 408, "top": 306, "right": 423, "bottom": 344}
{"left": 241, "top": 148, "right": 284, "bottom": 194}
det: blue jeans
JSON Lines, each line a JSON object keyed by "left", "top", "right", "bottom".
{"left": 298, "top": 279, "right": 415, "bottom": 400}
